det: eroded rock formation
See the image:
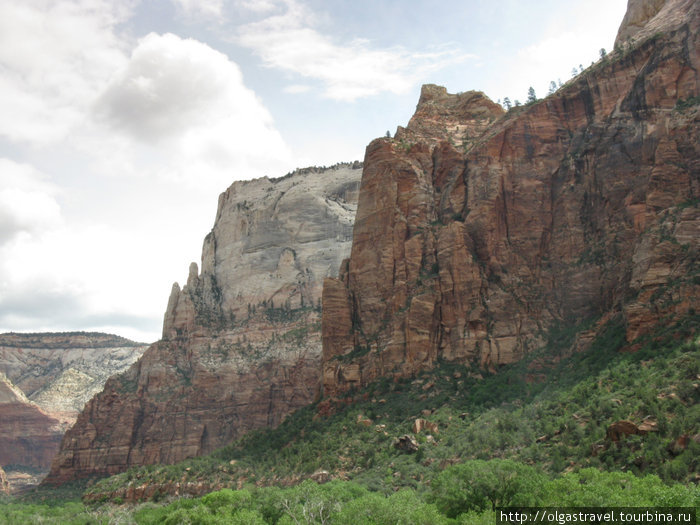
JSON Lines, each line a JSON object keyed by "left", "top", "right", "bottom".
{"left": 321, "top": 0, "right": 699, "bottom": 397}
{"left": 45, "top": 164, "right": 361, "bottom": 483}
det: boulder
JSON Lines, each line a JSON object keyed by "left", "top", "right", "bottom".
{"left": 412, "top": 418, "right": 439, "bottom": 434}
{"left": 393, "top": 434, "right": 419, "bottom": 453}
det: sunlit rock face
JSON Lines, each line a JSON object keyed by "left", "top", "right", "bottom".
{"left": 45, "top": 163, "right": 361, "bottom": 483}
{"left": 321, "top": 0, "right": 699, "bottom": 397}
{"left": 615, "top": 0, "right": 695, "bottom": 48}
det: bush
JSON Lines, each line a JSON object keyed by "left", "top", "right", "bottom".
{"left": 201, "top": 488, "right": 252, "bottom": 511}
{"left": 429, "top": 459, "right": 546, "bottom": 517}
{"left": 334, "top": 490, "right": 449, "bottom": 525}
{"left": 541, "top": 469, "right": 700, "bottom": 506}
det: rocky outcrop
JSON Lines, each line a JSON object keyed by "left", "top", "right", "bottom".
{"left": 0, "top": 372, "right": 63, "bottom": 471}
{"left": 395, "top": 85, "right": 504, "bottom": 148}
{"left": 615, "top": 0, "right": 695, "bottom": 48}
{"left": 45, "top": 163, "right": 361, "bottom": 483}
{"left": 322, "top": 0, "right": 699, "bottom": 397}
{"left": 162, "top": 163, "right": 360, "bottom": 339}
{"left": 393, "top": 434, "right": 419, "bottom": 453}
{"left": 0, "top": 466, "right": 9, "bottom": 495}
{"left": 413, "top": 418, "right": 439, "bottom": 434}
{"left": 606, "top": 419, "right": 658, "bottom": 441}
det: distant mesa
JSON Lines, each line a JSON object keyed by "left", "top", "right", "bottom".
{"left": 0, "top": 331, "right": 147, "bottom": 492}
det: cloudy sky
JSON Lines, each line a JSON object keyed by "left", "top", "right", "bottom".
{"left": 0, "top": 0, "right": 627, "bottom": 343}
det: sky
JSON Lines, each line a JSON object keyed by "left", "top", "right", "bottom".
{"left": 0, "top": 0, "right": 628, "bottom": 343}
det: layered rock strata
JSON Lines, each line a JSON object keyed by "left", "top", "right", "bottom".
{"left": 0, "top": 332, "right": 146, "bottom": 491}
{"left": 321, "top": 0, "right": 699, "bottom": 397}
{"left": 0, "top": 332, "right": 147, "bottom": 426}
{"left": 0, "top": 372, "right": 62, "bottom": 471}
{"left": 45, "top": 163, "right": 361, "bottom": 483}
{"left": 615, "top": 0, "right": 696, "bottom": 47}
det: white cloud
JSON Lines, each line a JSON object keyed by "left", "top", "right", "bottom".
{"left": 488, "top": 0, "right": 627, "bottom": 104}
{"left": 97, "top": 32, "right": 241, "bottom": 142}
{"left": 236, "top": 0, "right": 473, "bottom": 101}
{"left": 0, "top": 8, "right": 293, "bottom": 340}
{"left": 94, "top": 32, "right": 293, "bottom": 187}
{"left": 0, "top": 0, "right": 130, "bottom": 144}
{"left": 0, "top": 159, "right": 62, "bottom": 244}
{"left": 0, "top": 213, "right": 174, "bottom": 343}
{"left": 172, "top": 0, "right": 224, "bottom": 18}
{"left": 235, "top": 0, "right": 278, "bottom": 14}
{"left": 283, "top": 84, "right": 312, "bottom": 94}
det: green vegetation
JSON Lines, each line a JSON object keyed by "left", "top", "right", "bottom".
{"left": 397, "top": 140, "right": 414, "bottom": 152}
{"left": 264, "top": 305, "right": 316, "bottom": 324}
{"left": 3, "top": 469, "right": 697, "bottom": 524}
{"left": 430, "top": 459, "right": 545, "bottom": 515}
{"left": 675, "top": 95, "right": 700, "bottom": 112}
{"left": 526, "top": 87, "right": 537, "bottom": 104}
{"left": 3, "top": 314, "right": 699, "bottom": 523}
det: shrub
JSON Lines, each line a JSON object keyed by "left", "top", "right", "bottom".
{"left": 429, "top": 459, "right": 546, "bottom": 517}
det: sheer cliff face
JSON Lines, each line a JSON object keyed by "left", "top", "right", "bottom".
{"left": 322, "top": 1, "right": 699, "bottom": 397}
{"left": 0, "top": 372, "right": 63, "bottom": 472}
{"left": 162, "top": 165, "right": 360, "bottom": 339}
{"left": 615, "top": 0, "right": 696, "bottom": 47}
{"left": 45, "top": 165, "right": 361, "bottom": 483}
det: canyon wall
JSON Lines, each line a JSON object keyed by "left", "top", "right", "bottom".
{"left": 45, "top": 164, "right": 361, "bottom": 483}
{"left": 43, "top": 0, "right": 698, "bottom": 485}
{"left": 321, "top": 0, "right": 699, "bottom": 397}
{"left": 0, "top": 332, "right": 147, "bottom": 426}
{"left": 0, "top": 371, "right": 62, "bottom": 471}
{"left": 0, "top": 332, "right": 147, "bottom": 491}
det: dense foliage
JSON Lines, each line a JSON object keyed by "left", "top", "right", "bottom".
{"left": 2, "top": 469, "right": 698, "bottom": 524}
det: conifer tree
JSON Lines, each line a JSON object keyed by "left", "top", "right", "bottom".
{"left": 527, "top": 86, "right": 537, "bottom": 103}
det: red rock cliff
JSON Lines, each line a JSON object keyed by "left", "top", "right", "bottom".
{"left": 321, "top": 0, "right": 699, "bottom": 397}
{"left": 0, "top": 373, "right": 63, "bottom": 471}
